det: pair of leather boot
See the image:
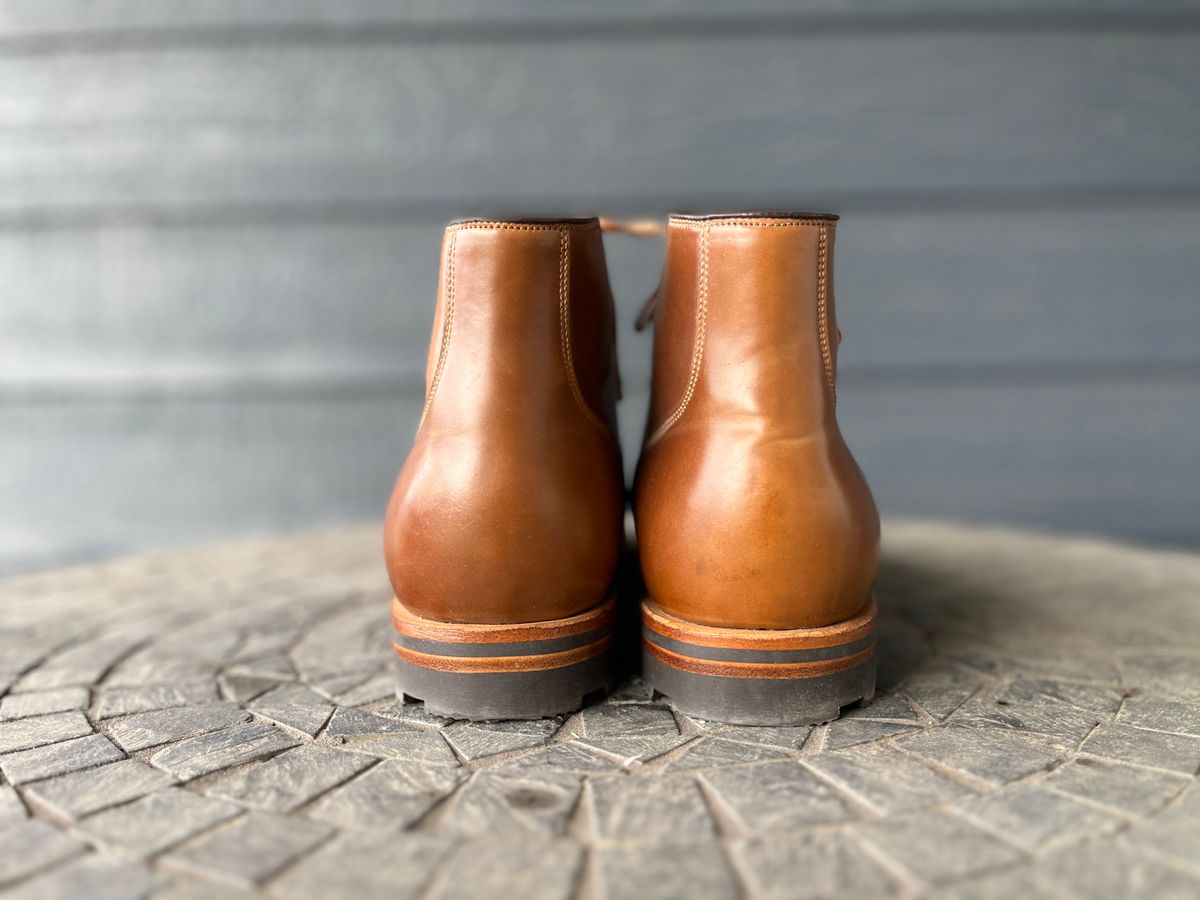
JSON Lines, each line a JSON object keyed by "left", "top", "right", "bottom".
{"left": 384, "top": 214, "right": 879, "bottom": 726}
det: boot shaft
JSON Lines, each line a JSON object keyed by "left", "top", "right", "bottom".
{"left": 647, "top": 213, "right": 840, "bottom": 445}
{"left": 422, "top": 218, "right": 619, "bottom": 438}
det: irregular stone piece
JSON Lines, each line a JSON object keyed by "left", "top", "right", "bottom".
{"left": 700, "top": 761, "right": 851, "bottom": 832}
{"left": 802, "top": 743, "right": 974, "bottom": 815}
{"left": 499, "top": 743, "right": 617, "bottom": 774}
{"left": 274, "top": 830, "right": 452, "bottom": 899}
{"left": 993, "top": 677, "right": 1124, "bottom": 718}
{"left": 0, "top": 785, "right": 26, "bottom": 826}
{"left": 1042, "top": 757, "right": 1190, "bottom": 815}
{"left": 895, "top": 723, "right": 1058, "bottom": 786}
{"left": 4, "top": 853, "right": 155, "bottom": 900}
{"left": 439, "top": 771, "right": 582, "bottom": 839}
{"left": 575, "top": 704, "right": 684, "bottom": 765}
{"left": 0, "top": 710, "right": 92, "bottom": 754}
{"left": 162, "top": 812, "right": 332, "bottom": 888}
{"left": 74, "top": 787, "right": 239, "bottom": 858}
{"left": 430, "top": 838, "right": 582, "bottom": 900}
{"left": 25, "top": 758, "right": 175, "bottom": 823}
{"left": 596, "top": 840, "right": 739, "bottom": 900}
{"left": 1081, "top": 723, "right": 1200, "bottom": 774}
{"left": 898, "top": 665, "right": 984, "bottom": 721}
{"left": 659, "top": 737, "right": 790, "bottom": 773}
{"left": 106, "top": 703, "right": 250, "bottom": 752}
{"left": 0, "top": 818, "right": 85, "bottom": 885}
{"left": 370, "top": 699, "right": 453, "bottom": 729}
{"left": 841, "top": 691, "right": 919, "bottom": 721}
{"left": 442, "top": 719, "right": 560, "bottom": 761}
{"left": 0, "top": 688, "right": 89, "bottom": 720}
{"left": 326, "top": 720, "right": 458, "bottom": 766}
{"left": 206, "top": 744, "right": 373, "bottom": 813}
{"left": 95, "top": 683, "right": 216, "bottom": 720}
{"left": 217, "top": 673, "right": 280, "bottom": 704}
{"left": 587, "top": 776, "right": 714, "bottom": 840}
{"left": 247, "top": 684, "right": 333, "bottom": 739}
{"left": 306, "top": 758, "right": 464, "bottom": 831}
{"left": 1117, "top": 695, "right": 1200, "bottom": 737}
{"left": 822, "top": 718, "right": 920, "bottom": 751}
{"left": 149, "top": 723, "right": 298, "bottom": 780}
{"left": 735, "top": 830, "right": 896, "bottom": 899}
{"left": 1037, "top": 835, "right": 1200, "bottom": 898}
{"left": 954, "top": 784, "right": 1123, "bottom": 852}
{"left": 1121, "top": 783, "right": 1200, "bottom": 868}
{"left": 855, "top": 808, "right": 1023, "bottom": 885}
{"left": 0, "top": 733, "right": 124, "bottom": 785}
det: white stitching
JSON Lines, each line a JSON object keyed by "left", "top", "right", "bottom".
{"left": 417, "top": 230, "right": 455, "bottom": 431}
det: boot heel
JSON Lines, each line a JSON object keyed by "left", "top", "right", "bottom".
{"left": 391, "top": 596, "right": 616, "bottom": 721}
{"left": 641, "top": 597, "right": 877, "bottom": 726}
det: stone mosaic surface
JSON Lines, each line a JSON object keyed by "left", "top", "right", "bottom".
{"left": 0, "top": 522, "right": 1198, "bottom": 898}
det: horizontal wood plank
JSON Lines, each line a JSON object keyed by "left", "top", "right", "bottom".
{"left": 3, "top": 207, "right": 1198, "bottom": 391}
{"left": 1, "top": 32, "right": 1198, "bottom": 215}
{"left": 3, "top": 0, "right": 1198, "bottom": 43}
{"left": 3, "top": 377, "right": 1196, "bottom": 573}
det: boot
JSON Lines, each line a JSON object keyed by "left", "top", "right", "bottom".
{"left": 634, "top": 212, "right": 879, "bottom": 725}
{"left": 384, "top": 217, "right": 624, "bottom": 720}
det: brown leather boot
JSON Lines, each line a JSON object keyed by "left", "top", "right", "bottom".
{"left": 384, "top": 217, "right": 624, "bottom": 720}
{"left": 634, "top": 213, "right": 879, "bottom": 725}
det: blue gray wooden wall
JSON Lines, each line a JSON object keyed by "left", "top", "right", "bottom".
{"left": 3, "top": 1, "right": 1199, "bottom": 572}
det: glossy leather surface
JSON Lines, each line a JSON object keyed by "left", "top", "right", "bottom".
{"left": 634, "top": 214, "right": 879, "bottom": 630}
{"left": 385, "top": 219, "right": 624, "bottom": 625}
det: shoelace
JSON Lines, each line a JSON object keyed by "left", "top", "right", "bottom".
{"left": 599, "top": 217, "right": 666, "bottom": 331}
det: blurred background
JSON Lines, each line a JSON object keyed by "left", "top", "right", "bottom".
{"left": 2, "top": 1, "right": 1198, "bottom": 575}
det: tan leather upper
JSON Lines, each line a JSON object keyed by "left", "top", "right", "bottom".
{"left": 634, "top": 214, "right": 879, "bottom": 630}
{"left": 384, "top": 219, "right": 624, "bottom": 625}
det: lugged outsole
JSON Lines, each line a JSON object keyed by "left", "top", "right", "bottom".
{"left": 641, "top": 596, "right": 878, "bottom": 726}
{"left": 391, "top": 595, "right": 616, "bottom": 721}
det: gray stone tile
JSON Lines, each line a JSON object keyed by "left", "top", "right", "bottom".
{"left": 328, "top": 726, "right": 458, "bottom": 766}
{"left": 0, "top": 688, "right": 89, "bottom": 720}
{"left": 0, "top": 784, "right": 26, "bottom": 826}
{"left": 842, "top": 690, "right": 919, "bottom": 721}
{"left": 162, "top": 812, "right": 333, "bottom": 888}
{"left": 151, "top": 877, "right": 258, "bottom": 900}
{"left": 574, "top": 704, "right": 685, "bottom": 766}
{"left": 25, "top": 758, "right": 175, "bottom": 823}
{"left": 688, "top": 720, "right": 813, "bottom": 750}
{"left": 735, "top": 830, "right": 897, "bottom": 899}
{"left": 4, "top": 853, "right": 156, "bottom": 900}
{"left": 429, "top": 838, "right": 582, "bottom": 900}
{"left": 924, "top": 865, "right": 1060, "bottom": 899}
{"left": 246, "top": 684, "right": 333, "bottom": 738}
{"left": 370, "top": 699, "right": 453, "bottom": 729}
{"left": 442, "top": 718, "right": 561, "bottom": 761}
{"left": 74, "top": 786, "right": 239, "bottom": 859}
{"left": 274, "top": 830, "right": 452, "bottom": 900}
{"left": 821, "top": 718, "right": 921, "bottom": 751}
{"left": 1037, "top": 837, "right": 1200, "bottom": 899}
{"left": 1043, "top": 757, "right": 1190, "bottom": 816}
{"left": 438, "top": 771, "right": 582, "bottom": 839}
{"left": 149, "top": 723, "right": 299, "bottom": 780}
{"left": 596, "top": 840, "right": 739, "bottom": 900}
{"left": 329, "top": 670, "right": 394, "bottom": 707}
{"left": 0, "top": 818, "right": 86, "bottom": 886}
{"left": 0, "top": 733, "right": 124, "bottom": 784}
{"left": 954, "top": 784, "right": 1124, "bottom": 852}
{"left": 204, "top": 744, "right": 373, "bottom": 813}
{"left": 96, "top": 683, "right": 217, "bottom": 720}
{"left": 802, "top": 742, "right": 975, "bottom": 815}
{"left": 954, "top": 699, "right": 1101, "bottom": 753}
{"left": 857, "top": 808, "right": 1023, "bottom": 885}
{"left": 700, "top": 761, "right": 853, "bottom": 832}
{"left": 993, "top": 677, "right": 1124, "bottom": 719}
{"left": 496, "top": 741, "right": 619, "bottom": 775}
{"left": 305, "top": 758, "right": 464, "bottom": 831}
{"left": 1121, "top": 783, "right": 1200, "bottom": 869}
{"left": 217, "top": 673, "right": 280, "bottom": 704}
{"left": 0, "top": 710, "right": 93, "bottom": 754}
{"left": 106, "top": 703, "right": 250, "bottom": 752}
{"left": 898, "top": 665, "right": 985, "bottom": 720}
{"left": 587, "top": 776, "right": 714, "bottom": 841}
{"left": 659, "top": 737, "right": 791, "bottom": 773}
{"left": 1119, "top": 652, "right": 1200, "bottom": 702}
{"left": 17, "top": 634, "right": 147, "bottom": 692}
{"left": 1117, "top": 695, "right": 1200, "bottom": 737}
{"left": 1081, "top": 724, "right": 1200, "bottom": 774}
{"left": 895, "top": 723, "right": 1058, "bottom": 786}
